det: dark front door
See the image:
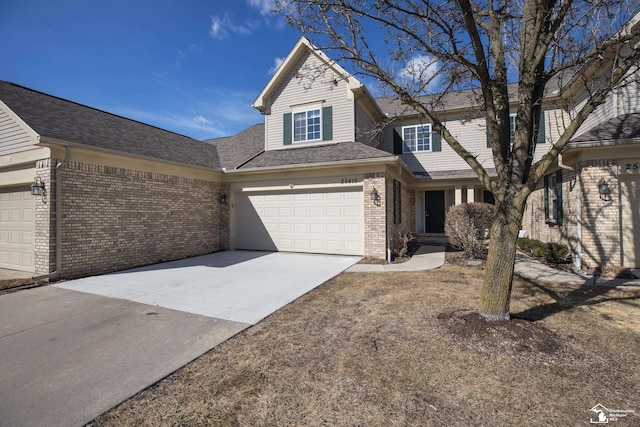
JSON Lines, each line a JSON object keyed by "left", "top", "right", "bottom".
{"left": 425, "top": 190, "right": 445, "bottom": 233}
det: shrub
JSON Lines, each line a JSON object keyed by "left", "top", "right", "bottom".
{"left": 545, "top": 242, "right": 570, "bottom": 264}
{"left": 517, "top": 238, "right": 569, "bottom": 264}
{"left": 393, "top": 231, "right": 416, "bottom": 259}
{"left": 445, "top": 203, "right": 494, "bottom": 259}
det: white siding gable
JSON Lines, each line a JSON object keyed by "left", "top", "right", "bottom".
{"left": 0, "top": 101, "right": 39, "bottom": 157}
{"left": 265, "top": 50, "right": 355, "bottom": 151}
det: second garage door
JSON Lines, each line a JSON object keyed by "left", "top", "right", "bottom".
{"left": 0, "top": 187, "right": 35, "bottom": 272}
{"left": 235, "top": 189, "right": 363, "bottom": 256}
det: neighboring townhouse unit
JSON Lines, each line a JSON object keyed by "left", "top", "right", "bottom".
{"left": 1, "top": 33, "right": 639, "bottom": 280}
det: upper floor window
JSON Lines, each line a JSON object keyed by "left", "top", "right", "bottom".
{"left": 402, "top": 124, "right": 431, "bottom": 153}
{"left": 283, "top": 106, "right": 332, "bottom": 146}
{"left": 294, "top": 108, "right": 321, "bottom": 142}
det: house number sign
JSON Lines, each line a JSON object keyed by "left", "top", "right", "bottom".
{"left": 622, "top": 161, "right": 640, "bottom": 174}
{"left": 341, "top": 178, "right": 360, "bottom": 184}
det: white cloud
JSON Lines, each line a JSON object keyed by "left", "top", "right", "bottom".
{"left": 247, "top": 0, "right": 276, "bottom": 16}
{"left": 193, "top": 115, "right": 212, "bottom": 125}
{"left": 268, "top": 57, "right": 284, "bottom": 74}
{"left": 209, "top": 14, "right": 257, "bottom": 40}
{"left": 398, "top": 54, "right": 441, "bottom": 88}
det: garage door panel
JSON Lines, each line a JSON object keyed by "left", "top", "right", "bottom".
{"left": 0, "top": 188, "right": 35, "bottom": 272}
{"left": 235, "top": 189, "right": 363, "bottom": 256}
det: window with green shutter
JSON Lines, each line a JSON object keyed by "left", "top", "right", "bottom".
{"left": 284, "top": 106, "right": 332, "bottom": 145}
{"left": 544, "top": 170, "right": 563, "bottom": 225}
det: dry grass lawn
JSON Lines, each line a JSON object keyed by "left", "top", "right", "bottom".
{"left": 92, "top": 264, "right": 640, "bottom": 426}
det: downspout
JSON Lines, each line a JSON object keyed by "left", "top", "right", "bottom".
{"left": 387, "top": 161, "right": 403, "bottom": 263}
{"left": 558, "top": 153, "right": 582, "bottom": 270}
{"left": 32, "top": 146, "right": 72, "bottom": 281}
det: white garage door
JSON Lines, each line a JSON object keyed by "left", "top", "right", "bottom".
{"left": 0, "top": 187, "right": 35, "bottom": 272}
{"left": 621, "top": 176, "right": 640, "bottom": 268}
{"left": 235, "top": 189, "right": 363, "bottom": 256}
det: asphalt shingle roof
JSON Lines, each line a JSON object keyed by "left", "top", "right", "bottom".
{"left": 205, "top": 123, "right": 265, "bottom": 169}
{"left": 376, "top": 74, "right": 568, "bottom": 118}
{"left": 239, "top": 141, "right": 395, "bottom": 169}
{"left": 571, "top": 113, "right": 640, "bottom": 144}
{"left": 0, "top": 81, "right": 220, "bottom": 169}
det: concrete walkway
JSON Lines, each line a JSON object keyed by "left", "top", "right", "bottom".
{"left": 514, "top": 252, "right": 640, "bottom": 288}
{"left": 347, "top": 245, "right": 640, "bottom": 290}
{"left": 346, "top": 245, "right": 445, "bottom": 272}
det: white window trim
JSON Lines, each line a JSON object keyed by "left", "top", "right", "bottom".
{"left": 292, "top": 104, "right": 323, "bottom": 143}
{"left": 402, "top": 124, "right": 432, "bottom": 153}
{"left": 509, "top": 113, "right": 516, "bottom": 144}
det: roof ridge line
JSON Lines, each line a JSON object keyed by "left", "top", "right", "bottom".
{"left": 1, "top": 80, "right": 198, "bottom": 142}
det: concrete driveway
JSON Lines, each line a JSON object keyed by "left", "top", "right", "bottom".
{"left": 0, "top": 251, "right": 358, "bottom": 427}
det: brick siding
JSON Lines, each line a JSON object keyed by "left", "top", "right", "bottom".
{"left": 363, "top": 173, "right": 387, "bottom": 259}
{"left": 522, "top": 159, "right": 622, "bottom": 269}
{"left": 34, "top": 159, "right": 55, "bottom": 276}
{"left": 56, "top": 160, "right": 227, "bottom": 279}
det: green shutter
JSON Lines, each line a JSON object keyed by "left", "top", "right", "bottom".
{"left": 486, "top": 119, "right": 492, "bottom": 148}
{"left": 431, "top": 128, "right": 441, "bottom": 152}
{"left": 393, "top": 127, "right": 403, "bottom": 154}
{"left": 322, "top": 106, "right": 332, "bottom": 141}
{"left": 283, "top": 113, "right": 292, "bottom": 145}
{"left": 555, "top": 170, "right": 563, "bottom": 225}
{"left": 536, "top": 109, "right": 546, "bottom": 144}
{"left": 398, "top": 181, "right": 402, "bottom": 223}
{"left": 544, "top": 175, "right": 550, "bottom": 220}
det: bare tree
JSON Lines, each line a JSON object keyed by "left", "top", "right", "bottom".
{"left": 276, "top": 0, "right": 640, "bottom": 320}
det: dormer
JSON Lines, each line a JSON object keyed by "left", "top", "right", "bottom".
{"left": 253, "top": 37, "right": 383, "bottom": 151}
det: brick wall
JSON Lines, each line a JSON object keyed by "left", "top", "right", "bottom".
{"left": 522, "top": 160, "right": 622, "bottom": 269}
{"left": 386, "top": 176, "right": 415, "bottom": 257}
{"left": 363, "top": 173, "right": 386, "bottom": 259}
{"left": 577, "top": 161, "right": 621, "bottom": 268}
{"left": 34, "top": 159, "right": 55, "bottom": 276}
{"left": 58, "top": 160, "right": 227, "bottom": 279}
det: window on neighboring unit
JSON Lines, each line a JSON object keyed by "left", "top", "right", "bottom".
{"left": 544, "top": 170, "right": 563, "bottom": 225}
{"left": 393, "top": 180, "right": 402, "bottom": 224}
{"left": 293, "top": 108, "right": 321, "bottom": 142}
{"left": 402, "top": 124, "right": 431, "bottom": 153}
{"left": 509, "top": 114, "right": 516, "bottom": 144}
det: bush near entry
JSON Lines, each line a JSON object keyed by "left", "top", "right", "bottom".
{"left": 445, "top": 203, "right": 494, "bottom": 259}
{"left": 517, "top": 238, "right": 569, "bottom": 264}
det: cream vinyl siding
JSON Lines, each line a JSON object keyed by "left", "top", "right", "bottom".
{"left": 234, "top": 189, "right": 364, "bottom": 256}
{"left": 0, "top": 102, "right": 39, "bottom": 156}
{"left": 574, "top": 70, "right": 640, "bottom": 136}
{"left": 265, "top": 50, "right": 354, "bottom": 150}
{"left": 382, "top": 115, "right": 493, "bottom": 173}
{"left": 572, "top": 88, "right": 619, "bottom": 136}
{"left": 355, "top": 102, "right": 377, "bottom": 147}
{"left": 0, "top": 187, "right": 35, "bottom": 272}
{"left": 380, "top": 107, "right": 563, "bottom": 173}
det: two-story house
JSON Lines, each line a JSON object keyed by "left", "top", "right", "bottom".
{"left": 1, "top": 32, "right": 638, "bottom": 280}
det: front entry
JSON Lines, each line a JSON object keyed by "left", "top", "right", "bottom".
{"left": 425, "top": 190, "right": 445, "bottom": 233}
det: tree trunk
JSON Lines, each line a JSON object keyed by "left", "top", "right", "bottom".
{"left": 479, "top": 199, "right": 526, "bottom": 320}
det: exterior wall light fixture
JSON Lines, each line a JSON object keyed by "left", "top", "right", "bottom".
{"left": 370, "top": 187, "right": 379, "bottom": 202}
{"left": 219, "top": 193, "right": 227, "bottom": 204}
{"left": 598, "top": 177, "right": 612, "bottom": 200}
{"left": 31, "top": 176, "right": 46, "bottom": 201}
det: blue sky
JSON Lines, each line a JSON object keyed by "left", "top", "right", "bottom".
{"left": 1, "top": 0, "right": 302, "bottom": 140}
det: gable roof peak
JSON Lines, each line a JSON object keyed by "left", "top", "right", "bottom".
{"left": 252, "top": 36, "right": 364, "bottom": 113}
